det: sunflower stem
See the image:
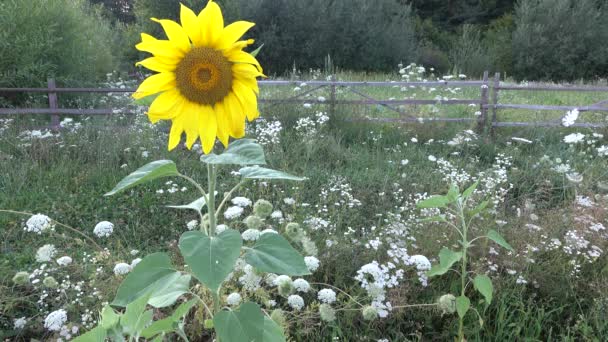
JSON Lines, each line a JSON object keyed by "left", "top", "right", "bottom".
{"left": 207, "top": 164, "right": 217, "bottom": 237}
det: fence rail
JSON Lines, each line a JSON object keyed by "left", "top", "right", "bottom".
{"left": 1, "top": 73, "right": 607, "bottom": 134}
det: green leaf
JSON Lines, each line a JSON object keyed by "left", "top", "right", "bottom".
{"left": 263, "top": 316, "right": 286, "bottom": 342}
{"left": 112, "top": 253, "right": 180, "bottom": 307}
{"left": 105, "top": 160, "right": 178, "bottom": 196}
{"left": 244, "top": 233, "right": 310, "bottom": 276}
{"left": 167, "top": 196, "right": 207, "bottom": 212}
{"left": 487, "top": 229, "right": 514, "bottom": 251}
{"left": 416, "top": 195, "right": 449, "bottom": 209}
{"left": 201, "top": 139, "right": 266, "bottom": 165}
{"left": 100, "top": 305, "right": 119, "bottom": 329}
{"left": 447, "top": 184, "right": 459, "bottom": 202}
{"left": 250, "top": 44, "right": 264, "bottom": 58}
{"left": 238, "top": 166, "right": 305, "bottom": 181}
{"left": 462, "top": 181, "right": 479, "bottom": 199}
{"left": 214, "top": 302, "right": 264, "bottom": 342}
{"left": 172, "top": 298, "right": 198, "bottom": 319}
{"left": 427, "top": 248, "right": 462, "bottom": 277}
{"left": 140, "top": 299, "right": 197, "bottom": 339}
{"left": 148, "top": 274, "right": 190, "bottom": 308}
{"left": 473, "top": 274, "right": 493, "bottom": 305}
{"left": 455, "top": 295, "right": 470, "bottom": 319}
{"left": 468, "top": 200, "right": 489, "bottom": 218}
{"left": 121, "top": 294, "right": 153, "bottom": 336}
{"left": 72, "top": 326, "right": 107, "bottom": 342}
{"left": 179, "top": 229, "right": 242, "bottom": 292}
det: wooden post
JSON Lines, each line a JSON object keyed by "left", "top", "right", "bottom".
{"left": 477, "top": 71, "right": 489, "bottom": 133}
{"left": 329, "top": 75, "right": 337, "bottom": 123}
{"left": 490, "top": 72, "right": 500, "bottom": 137}
{"left": 47, "top": 78, "right": 59, "bottom": 128}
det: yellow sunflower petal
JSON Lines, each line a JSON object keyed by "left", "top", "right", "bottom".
{"left": 224, "top": 92, "right": 246, "bottom": 138}
{"left": 148, "top": 89, "right": 183, "bottom": 119}
{"left": 198, "top": 0, "right": 224, "bottom": 47}
{"left": 151, "top": 18, "right": 191, "bottom": 53}
{"left": 227, "top": 50, "right": 263, "bottom": 72}
{"left": 168, "top": 116, "right": 185, "bottom": 151}
{"left": 217, "top": 21, "right": 255, "bottom": 50}
{"left": 135, "top": 57, "right": 177, "bottom": 73}
{"left": 232, "top": 81, "right": 259, "bottom": 121}
{"left": 180, "top": 101, "right": 200, "bottom": 149}
{"left": 214, "top": 102, "right": 230, "bottom": 147}
{"left": 180, "top": 4, "right": 203, "bottom": 46}
{"left": 233, "top": 63, "right": 265, "bottom": 79}
{"left": 133, "top": 73, "right": 176, "bottom": 99}
{"left": 136, "top": 34, "right": 184, "bottom": 59}
{"left": 198, "top": 105, "right": 218, "bottom": 153}
{"left": 233, "top": 72, "right": 260, "bottom": 95}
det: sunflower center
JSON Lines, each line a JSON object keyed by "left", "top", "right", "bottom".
{"left": 175, "top": 47, "right": 233, "bottom": 105}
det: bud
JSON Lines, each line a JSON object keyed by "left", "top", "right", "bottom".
{"left": 284, "top": 222, "right": 301, "bottom": 239}
{"left": 244, "top": 215, "right": 264, "bottom": 230}
{"left": 270, "top": 309, "right": 286, "bottom": 327}
{"left": 204, "top": 319, "right": 214, "bottom": 329}
{"left": 362, "top": 306, "right": 378, "bottom": 321}
{"left": 278, "top": 281, "right": 294, "bottom": 297}
{"left": 43, "top": 276, "right": 58, "bottom": 288}
{"left": 319, "top": 304, "right": 336, "bottom": 322}
{"left": 437, "top": 294, "right": 456, "bottom": 314}
{"left": 12, "top": 271, "right": 29, "bottom": 285}
{"left": 253, "top": 199, "right": 273, "bottom": 218}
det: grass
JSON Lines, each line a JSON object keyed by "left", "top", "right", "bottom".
{"left": 1, "top": 72, "right": 608, "bottom": 341}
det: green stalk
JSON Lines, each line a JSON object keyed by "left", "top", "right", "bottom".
{"left": 457, "top": 202, "right": 468, "bottom": 342}
{"left": 207, "top": 164, "right": 217, "bottom": 237}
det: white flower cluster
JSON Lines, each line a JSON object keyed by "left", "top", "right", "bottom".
{"left": 226, "top": 292, "right": 242, "bottom": 306}
{"left": 562, "top": 108, "right": 579, "bottom": 127}
{"left": 232, "top": 196, "right": 252, "bottom": 207}
{"left": 36, "top": 244, "right": 57, "bottom": 263}
{"left": 304, "top": 256, "right": 320, "bottom": 272}
{"left": 93, "top": 221, "right": 114, "bottom": 238}
{"left": 224, "top": 206, "right": 244, "bottom": 220}
{"left": 317, "top": 288, "right": 336, "bottom": 304}
{"left": 113, "top": 263, "right": 131, "bottom": 275}
{"left": 253, "top": 119, "right": 283, "bottom": 146}
{"left": 355, "top": 261, "right": 403, "bottom": 318}
{"left": 293, "top": 278, "right": 311, "bottom": 293}
{"left": 44, "top": 309, "right": 67, "bottom": 331}
{"left": 24, "top": 214, "right": 55, "bottom": 234}
{"left": 287, "top": 294, "right": 305, "bottom": 310}
{"left": 295, "top": 111, "right": 330, "bottom": 139}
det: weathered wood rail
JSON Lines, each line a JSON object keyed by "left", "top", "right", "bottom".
{"left": 1, "top": 73, "right": 607, "bottom": 133}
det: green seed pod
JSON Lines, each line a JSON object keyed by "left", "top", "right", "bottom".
{"left": 12, "top": 271, "right": 30, "bottom": 285}
{"left": 437, "top": 294, "right": 457, "bottom": 314}
{"left": 244, "top": 215, "right": 264, "bottom": 229}
{"left": 278, "top": 281, "right": 294, "bottom": 297}
{"left": 362, "top": 306, "right": 378, "bottom": 321}
{"left": 270, "top": 309, "right": 286, "bottom": 327}
{"left": 319, "top": 304, "right": 336, "bottom": 322}
{"left": 302, "top": 237, "right": 318, "bottom": 256}
{"left": 284, "top": 222, "right": 301, "bottom": 238}
{"left": 43, "top": 276, "right": 58, "bottom": 288}
{"left": 204, "top": 319, "right": 214, "bottom": 329}
{"left": 253, "top": 199, "right": 273, "bottom": 218}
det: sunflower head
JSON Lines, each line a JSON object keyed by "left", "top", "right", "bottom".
{"left": 134, "top": 0, "right": 264, "bottom": 154}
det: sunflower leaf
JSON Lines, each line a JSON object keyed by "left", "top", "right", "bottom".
{"left": 105, "top": 160, "right": 178, "bottom": 196}
{"left": 238, "top": 166, "right": 305, "bottom": 181}
{"left": 201, "top": 139, "right": 266, "bottom": 165}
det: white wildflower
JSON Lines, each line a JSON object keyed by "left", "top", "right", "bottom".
{"left": 226, "top": 292, "right": 242, "bottom": 306}
{"left": 14, "top": 317, "right": 27, "bottom": 329}
{"left": 93, "top": 221, "right": 114, "bottom": 238}
{"left": 231, "top": 197, "right": 252, "bottom": 207}
{"left": 24, "top": 214, "right": 54, "bottom": 234}
{"left": 186, "top": 220, "right": 198, "bottom": 230}
{"left": 131, "top": 258, "right": 142, "bottom": 268}
{"left": 113, "top": 263, "right": 131, "bottom": 275}
{"left": 224, "top": 206, "right": 244, "bottom": 220}
{"left": 44, "top": 309, "right": 67, "bottom": 331}
{"left": 317, "top": 289, "right": 337, "bottom": 304}
{"left": 562, "top": 108, "right": 579, "bottom": 127}
{"left": 287, "top": 295, "right": 305, "bottom": 310}
{"left": 36, "top": 244, "right": 57, "bottom": 263}
{"left": 242, "top": 229, "right": 261, "bottom": 241}
{"left": 304, "top": 256, "right": 320, "bottom": 272}
{"left": 293, "top": 278, "right": 310, "bottom": 293}
{"left": 563, "top": 133, "right": 585, "bottom": 144}
{"left": 283, "top": 198, "right": 296, "bottom": 205}
{"left": 56, "top": 256, "right": 73, "bottom": 266}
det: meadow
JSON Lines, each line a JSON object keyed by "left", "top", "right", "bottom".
{"left": 1, "top": 67, "right": 608, "bottom": 341}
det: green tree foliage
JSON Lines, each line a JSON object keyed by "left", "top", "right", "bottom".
{"left": 238, "top": 0, "right": 417, "bottom": 74}
{"left": 0, "top": 0, "right": 116, "bottom": 89}
{"left": 90, "top": 0, "right": 135, "bottom": 23}
{"left": 512, "top": 0, "right": 608, "bottom": 81}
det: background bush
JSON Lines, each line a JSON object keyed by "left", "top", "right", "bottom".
{"left": 0, "top": 0, "right": 116, "bottom": 89}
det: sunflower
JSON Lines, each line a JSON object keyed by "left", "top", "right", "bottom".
{"left": 133, "top": 1, "right": 264, "bottom": 153}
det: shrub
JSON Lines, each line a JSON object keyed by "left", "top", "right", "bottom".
{"left": 449, "top": 25, "right": 492, "bottom": 78}
{"left": 0, "top": 0, "right": 116, "bottom": 90}
{"left": 512, "top": 0, "right": 608, "bottom": 81}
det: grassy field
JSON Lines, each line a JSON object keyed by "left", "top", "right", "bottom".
{"left": 1, "top": 69, "right": 608, "bottom": 341}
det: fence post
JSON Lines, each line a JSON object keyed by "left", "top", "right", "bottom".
{"left": 329, "top": 75, "right": 337, "bottom": 122}
{"left": 490, "top": 72, "right": 500, "bottom": 137}
{"left": 477, "top": 71, "right": 489, "bottom": 133}
{"left": 47, "top": 78, "right": 59, "bottom": 128}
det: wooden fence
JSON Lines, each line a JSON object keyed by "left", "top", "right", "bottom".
{"left": 1, "top": 72, "right": 607, "bottom": 133}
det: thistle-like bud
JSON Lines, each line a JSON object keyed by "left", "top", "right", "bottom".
{"left": 319, "top": 304, "right": 336, "bottom": 322}
{"left": 204, "top": 319, "right": 214, "bottom": 329}
{"left": 437, "top": 294, "right": 456, "bottom": 314}
{"left": 244, "top": 215, "right": 264, "bottom": 230}
{"left": 284, "top": 222, "right": 301, "bottom": 239}
{"left": 253, "top": 199, "right": 273, "bottom": 218}
{"left": 12, "top": 271, "right": 29, "bottom": 285}
{"left": 43, "top": 276, "right": 58, "bottom": 288}
{"left": 362, "top": 306, "right": 378, "bottom": 321}
{"left": 278, "top": 281, "right": 294, "bottom": 297}
{"left": 302, "top": 237, "right": 318, "bottom": 256}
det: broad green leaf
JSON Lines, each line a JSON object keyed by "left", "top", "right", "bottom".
{"left": 121, "top": 294, "right": 153, "bottom": 336}
{"left": 468, "top": 200, "right": 489, "bottom": 218}
{"left": 151, "top": 335, "right": 164, "bottom": 342}
{"left": 455, "top": 295, "right": 470, "bottom": 319}
{"left": 462, "top": 181, "right": 479, "bottom": 199}
{"left": 427, "top": 248, "right": 462, "bottom": 277}
{"left": 473, "top": 274, "right": 493, "bottom": 305}
{"left": 167, "top": 196, "right": 207, "bottom": 212}
{"left": 238, "top": 166, "right": 305, "bottom": 181}
{"left": 112, "top": 253, "right": 180, "bottom": 307}
{"left": 100, "top": 305, "right": 119, "bottom": 329}
{"left": 416, "top": 195, "right": 449, "bottom": 209}
{"left": 172, "top": 298, "right": 198, "bottom": 319}
{"left": 140, "top": 299, "right": 197, "bottom": 339}
{"left": 250, "top": 44, "right": 264, "bottom": 58}
{"left": 105, "top": 160, "right": 178, "bottom": 196}
{"left": 148, "top": 274, "right": 190, "bottom": 308}
{"left": 72, "top": 326, "right": 107, "bottom": 342}
{"left": 179, "top": 229, "right": 242, "bottom": 292}
{"left": 447, "top": 184, "right": 459, "bottom": 202}
{"left": 201, "top": 139, "right": 266, "bottom": 165}
{"left": 263, "top": 316, "right": 286, "bottom": 342}
{"left": 487, "top": 229, "right": 514, "bottom": 251}
{"left": 214, "top": 302, "right": 264, "bottom": 342}
{"left": 244, "top": 233, "right": 310, "bottom": 276}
